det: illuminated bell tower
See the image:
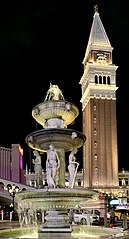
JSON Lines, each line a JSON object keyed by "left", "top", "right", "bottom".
{"left": 80, "top": 6, "right": 119, "bottom": 188}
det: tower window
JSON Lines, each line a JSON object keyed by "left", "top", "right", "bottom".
{"left": 99, "top": 76, "right": 102, "bottom": 84}
{"left": 94, "top": 117, "right": 97, "bottom": 123}
{"left": 94, "top": 154, "right": 98, "bottom": 160}
{"left": 103, "top": 76, "right": 106, "bottom": 84}
{"left": 93, "top": 105, "right": 96, "bottom": 110}
{"left": 94, "top": 141, "right": 97, "bottom": 147}
{"left": 95, "top": 75, "right": 98, "bottom": 84}
{"left": 107, "top": 76, "right": 110, "bottom": 85}
{"left": 94, "top": 129, "right": 97, "bottom": 135}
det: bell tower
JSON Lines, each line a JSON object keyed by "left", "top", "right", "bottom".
{"left": 80, "top": 6, "right": 119, "bottom": 189}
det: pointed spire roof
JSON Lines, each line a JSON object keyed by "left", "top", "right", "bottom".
{"left": 83, "top": 5, "right": 113, "bottom": 64}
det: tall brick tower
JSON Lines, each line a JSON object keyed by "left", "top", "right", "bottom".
{"left": 80, "top": 6, "right": 119, "bottom": 189}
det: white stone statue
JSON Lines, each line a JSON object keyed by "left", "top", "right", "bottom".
{"left": 68, "top": 149, "right": 79, "bottom": 188}
{"left": 32, "top": 150, "right": 42, "bottom": 175}
{"left": 44, "top": 83, "right": 65, "bottom": 101}
{"left": 46, "top": 144, "right": 60, "bottom": 188}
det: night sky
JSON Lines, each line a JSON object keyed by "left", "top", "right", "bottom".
{"left": 0, "top": 0, "right": 129, "bottom": 171}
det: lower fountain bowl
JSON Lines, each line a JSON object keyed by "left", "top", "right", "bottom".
{"left": 16, "top": 188, "right": 98, "bottom": 234}
{"left": 16, "top": 188, "right": 96, "bottom": 210}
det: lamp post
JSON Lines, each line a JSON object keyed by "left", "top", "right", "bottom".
{"left": 8, "top": 184, "right": 19, "bottom": 221}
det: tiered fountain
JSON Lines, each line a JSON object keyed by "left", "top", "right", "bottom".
{"left": 16, "top": 83, "right": 97, "bottom": 237}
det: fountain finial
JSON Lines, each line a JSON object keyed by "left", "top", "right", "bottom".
{"left": 94, "top": 4, "right": 98, "bottom": 12}
{"left": 44, "top": 83, "right": 65, "bottom": 101}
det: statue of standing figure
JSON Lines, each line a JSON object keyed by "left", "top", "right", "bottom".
{"left": 32, "top": 150, "right": 43, "bottom": 188}
{"left": 46, "top": 144, "right": 60, "bottom": 188}
{"left": 68, "top": 149, "right": 79, "bottom": 188}
{"left": 33, "top": 150, "right": 42, "bottom": 175}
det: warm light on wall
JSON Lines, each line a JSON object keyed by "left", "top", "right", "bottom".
{"left": 18, "top": 145, "right": 23, "bottom": 155}
{"left": 19, "top": 144, "right": 23, "bottom": 170}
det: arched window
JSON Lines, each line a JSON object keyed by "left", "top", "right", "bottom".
{"left": 107, "top": 76, "right": 110, "bottom": 85}
{"left": 94, "top": 141, "right": 97, "bottom": 147}
{"left": 94, "top": 129, "right": 97, "bottom": 135}
{"left": 78, "top": 179, "right": 82, "bottom": 186}
{"left": 95, "top": 75, "right": 98, "bottom": 84}
{"left": 99, "top": 76, "right": 102, "bottom": 84}
{"left": 93, "top": 105, "right": 96, "bottom": 110}
{"left": 95, "top": 167, "right": 98, "bottom": 172}
{"left": 94, "top": 154, "right": 98, "bottom": 160}
{"left": 103, "top": 76, "right": 106, "bottom": 84}
{"left": 94, "top": 117, "right": 97, "bottom": 123}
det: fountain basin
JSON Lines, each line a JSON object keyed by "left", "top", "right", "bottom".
{"left": 32, "top": 101, "right": 79, "bottom": 128}
{"left": 16, "top": 188, "right": 97, "bottom": 234}
{"left": 25, "top": 128, "right": 86, "bottom": 152}
{"left": 16, "top": 188, "right": 96, "bottom": 208}
{"left": 0, "top": 225, "right": 124, "bottom": 239}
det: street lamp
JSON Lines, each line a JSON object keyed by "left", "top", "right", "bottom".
{"left": 6, "top": 184, "right": 20, "bottom": 221}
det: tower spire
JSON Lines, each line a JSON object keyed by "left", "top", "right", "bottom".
{"left": 82, "top": 6, "right": 112, "bottom": 66}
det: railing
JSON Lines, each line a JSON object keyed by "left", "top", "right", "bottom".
{"left": 0, "top": 178, "right": 37, "bottom": 191}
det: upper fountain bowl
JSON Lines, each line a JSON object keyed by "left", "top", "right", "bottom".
{"left": 32, "top": 100, "right": 79, "bottom": 128}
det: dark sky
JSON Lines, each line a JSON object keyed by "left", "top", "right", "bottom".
{"left": 0, "top": 0, "right": 129, "bottom": 171}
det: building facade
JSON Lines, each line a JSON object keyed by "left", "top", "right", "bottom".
{"left": 0, "top": 144, "right": 25, "bottom": 184}
{"left": 24, "top": 168, "right": 128, "bottom": 196}
{"left": 79, "top": 7, "right": 119, "bottom": 189}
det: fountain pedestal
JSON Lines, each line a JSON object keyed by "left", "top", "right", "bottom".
{"left": 39, "top": 209, "right": 71, "bottom": 233}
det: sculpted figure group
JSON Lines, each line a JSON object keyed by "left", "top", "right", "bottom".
{"left": 45, "top": 83, "right": 65, "bottom": 101}
{"left": 46, "top": 145, "right": 79, "bottom": 189}
{"left": 32, "top": 145, "right": 79, "bottom": 189}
